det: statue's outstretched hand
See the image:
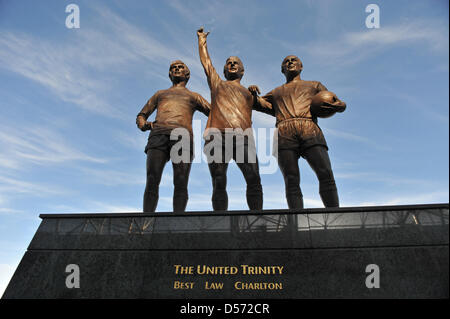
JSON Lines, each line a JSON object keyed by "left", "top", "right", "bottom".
{"left": 197, "top": 27, "right": 210, "bottom": 38}
{"left": 248, "top": 85, "right": 261, "bottom": 96}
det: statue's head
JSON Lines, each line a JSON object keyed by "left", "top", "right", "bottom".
{"left": 281, "top": 55, "right": 303, "bottom": 77}
{"left": 169, "top": 60, "right": 190, "bottom": 83}
{"left": 223, "top": 56, "right": 244, "bottom": 80}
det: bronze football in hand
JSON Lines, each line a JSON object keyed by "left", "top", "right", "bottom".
{"left": 310, "top": 91, "right": 345, "bottom": 118}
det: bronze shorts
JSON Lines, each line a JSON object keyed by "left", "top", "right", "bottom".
{"left": 145, "top": 132, "right": 194, "bottom": 162}
{"left": 275, "top": 118, "right": 328, "bottom": 156}
{"left": 203, "top": 131, "right": 257, "bottom": 164}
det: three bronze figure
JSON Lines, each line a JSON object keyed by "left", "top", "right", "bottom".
{"left": 136, "top": 28, "right": 346, "bottom": 213}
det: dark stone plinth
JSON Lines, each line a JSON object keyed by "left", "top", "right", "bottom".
{"left": 3, "top": 204, "right": 449, "bottom": 299}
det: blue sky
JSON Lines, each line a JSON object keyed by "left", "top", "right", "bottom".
{"left": 0, "top": 0, "right": 448, "bottom": 295}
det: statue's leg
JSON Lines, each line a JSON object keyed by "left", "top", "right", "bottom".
{"left": 143, "top": 149, "right": 168, "bottom": 212}
{"left": 208, "top": 162, "right": 229, "bottom": 211}
{"left": 233, "top": 136, "right": 262, "bottom": 210}
{"left": 303, "top": 145, "right": 339, "bottom": 207}
{"left": 235, "top": 158, "right": 263, "bottom": 210}
{"left": 172, "top": 161, "right": 192, "bottom": 213}
{"left": 278, "top": 149, "right": 303, "bottom": 209}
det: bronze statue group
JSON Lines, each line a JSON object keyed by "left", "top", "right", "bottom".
{"left": 136, "top": 28, "right": 346, "bottom": 213}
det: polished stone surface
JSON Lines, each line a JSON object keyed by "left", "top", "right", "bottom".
{"left": 3, "top": 204, "right": 449, "bottom": 299}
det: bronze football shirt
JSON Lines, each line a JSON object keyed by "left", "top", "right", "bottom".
{"left": 138, "top": 86, "right": 210, "bottom": 135}
{"left": 262, "top": 79, "right": 327, "bottom": 124}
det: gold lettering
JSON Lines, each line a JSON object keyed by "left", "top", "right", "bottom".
{"left": 197, "top": 265, "right": 239, "bottom": 275}
{"left": 240, "top": 265, "right": 284, "bottom": 275}
{"left": 174, "top": 281, "right": 195, "bottom": 289}
{"left": 205, "top": 281, "right": 224, "bottom": 290}
{"left": 233, "top": 281, "right": 283, "bottom": 290}
{"left": 174, "top": 265, "right": 194, "bottom": 274}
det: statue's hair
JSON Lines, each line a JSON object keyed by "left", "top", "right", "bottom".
{"left": 169, "top": 60, "right": 190, "bottom": 82}
{"left": 281, "top": 55, "right": 303, "bottom": 74}
{"left": 223, "top": 56, "right": 244, "bottom": 79}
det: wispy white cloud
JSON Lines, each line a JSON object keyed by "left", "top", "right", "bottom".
{"left": 0, "top": 193, "right": 24, "bottom": 215}
{"left": 91, "top": 5, "right": 210, "bottom": 91}
{"left": 385, "top": 89, "right": 449, "bottom": 124}
{"left": 335, "top": 171, "right": 446, "bottom": 189}
{"left": 344, "top": 21, "right": 448, "bottom": 53}
{"left": 0, "top": 4, "right": 210, "bottom": 120}
{"left": 320, "top": 127, "right": 391, "bottom": 151}
{"left": 84, "top": 201, "right": 141, "bottom": 213}
{"left": 322, "top": 127, "right": 372, "bottom": 144}
{"left": 80, "top": 167, "right": 145, "bottom": 186}
{"left": 0, "top": 155, "right": 18, "bottom": 170}
{"left": 0, "top": 30, "right": 121, "bottom": 117}
{"left": 341, "top": 190, "right": 449, "bottom": 207}
{"left": 0, "top": 125, "right": 106, "bottom": 169}
{"left": 0, "top": 175, "right": 67, "bottom": 196}
{"left": 382, "top": 191, "right": 449, "bottom": 206}
{"left": 115, "top": 130, "right": 149, "bottom": 151}
{"left": 166, "top": 0, "right": 254, "bottom": 31}
{"left": 0, "top": 208, "right": 24, "bottom": 215}
{"left": 299, "top": 19, "right": 449, "bottom": 66}
{"left": 43, "top": 201, "right": 141, "bottom": 214}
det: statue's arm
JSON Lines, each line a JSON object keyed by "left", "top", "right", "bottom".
{"left": 197, "top": 27, "right": 220, "bottom": 88}
{"left": 249, "top": 85, "right": 275, "bottom": 116}
{"left": 136, "top": 93, "right": 158, "bottom": 131}
{"left": 194, "top": 93, "right": 211, "bottom": 117}
{"left": 316, "top": 82, "right": 346, "bottom": 113}
{"left": 331, "top": 97, "right": 346, "bottom": 113}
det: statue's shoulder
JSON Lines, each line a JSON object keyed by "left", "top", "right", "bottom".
{"left": 301, "top": 80, "right": 321, "bottom": 87}
{"left": 272, "top": 83, "right": 286, "bottom": 93}
{"left": 295, "top": 80, "right": 326, "bottom": 91}
{"left": 309, "top": 80, "right": 325, "bottom": 88}
{"left": 188, "top": 89, "right": 202, "bottom": 98}
{"left": 151, "top": 89, "right": 165, "bottom": 97}
{"left": 146, "top": 89, "right": 163, "bottom": 102}
{"left": 182, "top": 87, "right": 207, "bottom": 98}
{"left": 180, "top": 87, "right": 201, "bottom": 98}
{"left": 159, "top": 88, "right": 172, "bottom": 94}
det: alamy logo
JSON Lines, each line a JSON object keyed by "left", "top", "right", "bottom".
{"left": 365, "top": 4, "right": 380, "bottom": 29}
{"left": 65, "top": 4, "right": 80, "bottom": 29}
{"left": 65, "top": 264, "right": 80, "bottom": 289}
{"left": 168, "top": 123, "right": 278, "bottom": 175}
{"left": 365, "top": 264, "right": 380, "bottom": 288}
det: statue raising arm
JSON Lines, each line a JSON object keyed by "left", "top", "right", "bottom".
{"left": 197, "top": 27, "right": 221, "bottom": 89}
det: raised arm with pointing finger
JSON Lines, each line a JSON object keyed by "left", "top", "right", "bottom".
{"left": 197, "top": 28, "right": 221, "bottom": 89}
